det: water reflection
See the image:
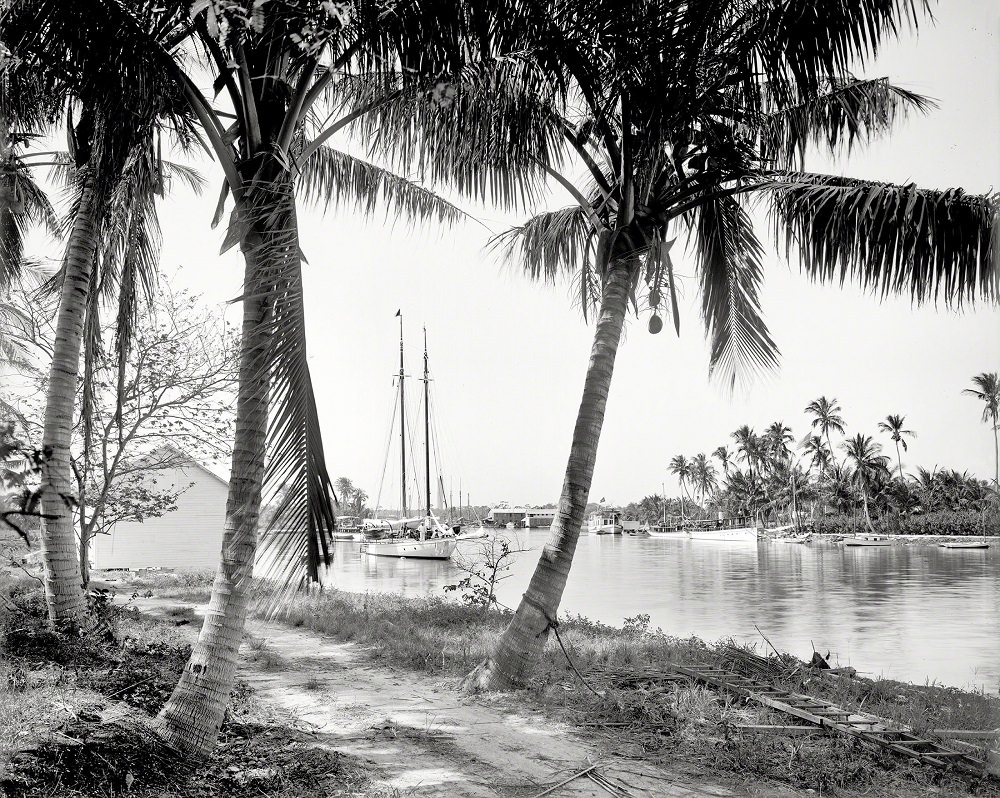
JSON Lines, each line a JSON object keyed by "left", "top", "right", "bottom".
{"left": 319, "top": 534, "right": 999, "bottom": 692}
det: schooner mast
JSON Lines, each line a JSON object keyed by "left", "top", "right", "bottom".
{"left": 397, "top": 310, "right": 406, "bottom": 518}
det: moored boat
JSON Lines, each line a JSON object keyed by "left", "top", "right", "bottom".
{"left": 686, "top": 523, "right": 758, "bottom": 542}
{"left": 939, "top": 540, "right": 990, "bottom": 549}
{"left": 361, "top": 317, "right": 457, "bottom": 561}
{"left": 843, "top": 534, "right": 892, "bottom": 547}
{"left": 588, "top": 511, "right": 623, "bottom": 535}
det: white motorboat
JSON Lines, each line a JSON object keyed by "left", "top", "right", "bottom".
{"left": 686, "top": 524, "right": 758, "bottom": 542}
{"left": 588, "top": 511, "right": 623, "bottom": 535}
{"left": 843, "top": 534, "right": 892, "bottom": 547}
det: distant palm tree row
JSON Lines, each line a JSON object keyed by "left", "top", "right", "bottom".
{"left": 663, "top": 377, "right": 998, "bottom": 527}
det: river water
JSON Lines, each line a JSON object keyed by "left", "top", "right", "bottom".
{"left": 321, "top": 531, "right": 1000, "bottom": 693}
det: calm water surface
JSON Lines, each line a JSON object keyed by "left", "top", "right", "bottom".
{"left": 321, "top": 532, "right": 1000, "bottom": 692}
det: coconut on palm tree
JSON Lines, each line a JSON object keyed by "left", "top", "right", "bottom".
{"left": 962, "top": 373, "right": 999, "bottom": 487}
{"left": 877, "top": 414, "right": 916, "bottom": 480}
{"left": 464, "top": 0, "right": 997, "bottom": 692}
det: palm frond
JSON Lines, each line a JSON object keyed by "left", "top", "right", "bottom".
{"left": 0, "top": 157, "right": 59, "bottom": 284}
{"left": 759, "top": 76, "right": 933, "bottom": 170}
{"left": 489, "top": 204, "right": 594, "bottom": 290}
{"left": 770, "top": 173, "right": 1000, "bottom": 306}
{"left": 740, "top": 1, "right": 928, "bottom": 107}
{"left": 350, "top": 54, "right": 566, "bottom": 212}
{"left": 238, "top": 181, "right": 335, "bottom": 600}
{"left": 297, "top": 145, "right": 473, "bottom": 229}
{"left": 693, "top": 194, "right": 779, "bottom": 390}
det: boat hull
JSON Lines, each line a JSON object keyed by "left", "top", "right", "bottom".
{"left": 360, "top": 538, "right": 458, "bottom": 559}
{"left": 844, "top": 536, "right": 892, "bottom": 547}
{"left": 687, "top": 527, "right": 758, "bottom": 542}
{"left": 939, "top": 541, "right": 990, "bottom": 549}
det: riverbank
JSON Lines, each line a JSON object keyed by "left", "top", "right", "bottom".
{"left": 111, "top": 571, "right": 1000, "bottom": 797}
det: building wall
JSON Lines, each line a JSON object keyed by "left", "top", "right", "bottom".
{"left": 90, "top": 463, "right": 228, "bottom": 571}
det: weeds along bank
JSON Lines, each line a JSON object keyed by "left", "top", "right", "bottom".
{"left": 0, "top": 573, "right": 368, "bottom": 798}
{"left": 87, "top": 572, "right": 1000, "bottom": 796}
{"left": 271, "top": 589, "right": 1000, "bottom": 797}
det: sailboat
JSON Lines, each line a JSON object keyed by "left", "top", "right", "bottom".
{"left": 360, "top": 317, "right": 458, "bottom": 560}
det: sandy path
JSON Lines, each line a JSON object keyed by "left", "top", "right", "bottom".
{"left": 132, "top": 598, "right": 805, "bottom": 798}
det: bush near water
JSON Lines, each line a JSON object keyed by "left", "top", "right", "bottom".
{"left": 811, "top": 509, "right": 1000, "bottom": 537}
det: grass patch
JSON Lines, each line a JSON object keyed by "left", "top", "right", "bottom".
{"left": 0, "top": 571, "right": 373, "bottom": 798}
{"left": 265, "top": 589, "right": 1000, "bottom": 797}
{"left": 99, "top": 569, "right": 215, "bottom": 603}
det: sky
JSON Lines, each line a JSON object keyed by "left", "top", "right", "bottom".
{"left": 25, "top": 1, "right": 999, "bottom": 509}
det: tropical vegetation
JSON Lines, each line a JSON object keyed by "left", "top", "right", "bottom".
{"left": 652, "top": 392, "right": 998, "bottom": 535}
{"left": 0, "top": 0, "right": 997, "bottom": 768}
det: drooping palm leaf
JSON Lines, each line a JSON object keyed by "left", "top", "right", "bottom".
{"left": 769, "top": 173, "right": 999, "bottom": 306}
{"left": 691, "top": 193, "right": 779, "bottom": 390}
{"left": 489, "top": 204, "right": 592, "bottom": 286}
{"left": 759, "top": 76, "right": 933, "bottom": 171}
{"left": 297, "top": 144, "right": 473, "bottom": 228}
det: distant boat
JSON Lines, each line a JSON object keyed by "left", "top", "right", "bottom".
{"left": 843, "top": 534, "right": 892, "bottom": 547}
{"left": 774, "top": 533, "right": 812, "bottom": 544}
{"left": 332, "top": 516, "right": 363, "bottom": 541}
{"left": 622, "top": 520, "right": 648, "bottom": 536}
{"left": 686, "top": 522, "right": 757, "bottom": 542}
{"left": 588, "top": 511, "right": 623, "bottom": 535}
{"left": 361, "top": 318, "right": 457, "bottom": 561}
{"left": 647, "top": 517, "right": 757, "bottom": 541}
{"left": 939, "top": 540, "right": 990, "bottom": 550}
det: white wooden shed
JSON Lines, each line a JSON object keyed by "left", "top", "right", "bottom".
{"left": 90, "top": 450, "right": 229, "bottom": 571}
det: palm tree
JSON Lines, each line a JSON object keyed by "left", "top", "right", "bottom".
{"left": 877, "top": 414, "right": 916, "bottom": 480}
{"left": 804, "top": 396, "right": 846, "bottom": 471}
{"left": 690, "top": 453, "right": 717, "bottom": 510}
{"left": 731, "top": 426, "right": 761, "bottom": 482}
{"left": 668, "top": 454, "right": 692, "bottom": 515}
{"left": 712, "top": 445, "right": 732, "bottom": 477}
{"left": 841, "top": 434, "right": 891, "bottom": 530}
{"left": 764, "top": 420, "right": 794, "bottom": 469}
{"left": 3, "top": 0, "right": 198, "bottom": 624}
{"left": 12, "top": 0, "right": 511, "bottom": 753}
{"left": 799, "top": 434, "right": 832, "bottom": 476}
{"left": 464, "top": 0, "right": 997, "bottom": 692}
{"left": 962, "top": 373, "right": 999, "bottom": 486}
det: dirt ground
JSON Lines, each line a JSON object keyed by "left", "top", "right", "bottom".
{"left": 128, "top": 597, "right": 813, "bottom": 798}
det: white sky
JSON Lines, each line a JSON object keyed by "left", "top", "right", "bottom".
{"left": 29, "top": 1, "right": 999, "bottom": 507}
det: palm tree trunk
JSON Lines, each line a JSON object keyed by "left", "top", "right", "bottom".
{"left": 155, "top": 204, "right": 277, "bottom": 758}
{"left": 992, "top": 414, "right": 998, "bottom": 487}
{"left": 38, "top": 171, "right": 99, "bottom": 625}
{"left": 895, "top": 441, "right": 903, "bottom": 481}
{"left": 463, "top": 264, "right": 630, "bottom": 691}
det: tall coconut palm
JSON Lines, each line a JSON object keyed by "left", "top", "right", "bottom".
{"left": 712, "top": 445, "right": 731, "bottom": 477}
{"left": 690, "top": 452, "right": 717, "bottom": 510}
{"left": 764, "top": 420, "right": 794, "bottom": 468}
{"left": 805, "top": 396, "right": 846, "bottom": 471}
{"left": 2, "top": 0, "right": 198, "bottom": 624}
{"left": 668, "top": 454, "right": 692, "bottom": 515}
{"left": 463, "top": 0, "right": 997, "bottom": 691}
{"left": 731, "top": 426, "right": 762, "bottom": 482}
{"left": 841, "top": 434, "right": 891, "bottom": 530}
{"left": 799, "top": 433, "right": 832, "bottom": 476}
{"left": 962, "top": 373, "right": 999, "bottom": 486}
{"left": 876, "top": 413, "right": 916, "bottom": 480}
{"left": 47, "top": 0, "right": 533, "bottom": 757}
